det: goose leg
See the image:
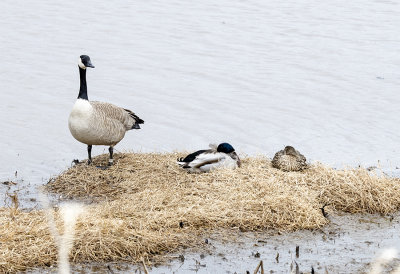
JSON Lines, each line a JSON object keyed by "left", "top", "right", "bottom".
{"left": 108, "top": 146, "right": 114, "bottom": 166}
{"left": 87, "top": 145, "right": 92, "bottom": 164}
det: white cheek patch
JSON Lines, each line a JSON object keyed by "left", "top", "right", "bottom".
{"left": 78, "top": 58, "right": 86, "bottom": 69}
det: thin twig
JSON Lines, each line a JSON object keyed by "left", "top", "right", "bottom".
{"left": 254, "top": 260, "right": 264, "bottom": 274}
{"left": 142, "top": 257, "right": 149, "bottom": 274}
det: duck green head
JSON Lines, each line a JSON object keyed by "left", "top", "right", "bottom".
{"left": 217, "top": 143, "right": 235, "bottom": 153}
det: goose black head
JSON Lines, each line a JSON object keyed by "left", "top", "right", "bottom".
{"left": 217, "top": 143, "right": 235, "bottom": 153}
{"left": 284, "top": 146, "right": 297, "bottom": 156}
{"left": 78, "top": 55, "right": 95, "bottom": 69}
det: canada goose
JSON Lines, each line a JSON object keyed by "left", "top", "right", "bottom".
{"left": 177, "top": 143, "right": 241, "bottom": 173}
{"left": 68, "top": 55, "right": 144, "bottom": 166}
{"left": 271, "top": 146, "right": 308, "bottom": 171}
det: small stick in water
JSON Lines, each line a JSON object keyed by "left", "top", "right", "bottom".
{"left": 320, "top": 204, "right": 329, "bottom": 218}
{"left": 253, "top": 260, "right": 264, "bottom": 274}
{"left": 141, "top": 257, "right": 149, "bottom": 274}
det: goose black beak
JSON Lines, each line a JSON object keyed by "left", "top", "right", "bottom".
{"left": 86, "top": 61, "right": 95, "bottom": 68}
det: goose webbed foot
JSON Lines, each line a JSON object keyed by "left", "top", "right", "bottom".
{"left": 71, "top": 159, "right": 80, "bottom": 167}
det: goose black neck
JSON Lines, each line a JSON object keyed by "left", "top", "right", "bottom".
{"left": 78, "top": 66, "right": 88, "bottom": 100}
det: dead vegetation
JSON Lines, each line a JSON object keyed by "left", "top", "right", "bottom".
{"left": 1, "top": 152, "right": 400, "bottom": 272}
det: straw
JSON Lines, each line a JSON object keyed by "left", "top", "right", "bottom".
{"left": 1, "top": 152, "right": 400, "bottom": 272}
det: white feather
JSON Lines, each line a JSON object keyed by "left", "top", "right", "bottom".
{"left": 78, "top": 58, "right": 86, "bottom": 69}
{"left": 68, "top": 99, "right": 95, "bottom": 145}
{"left": 208, "top": 143, "right": 218, "bottom": 150}
{"left": 179, "top": 151, "right": 239, "bottom": 173}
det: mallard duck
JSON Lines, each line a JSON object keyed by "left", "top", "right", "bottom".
{"left": 68, "top": 55, "right": 144, "bottom": 166}
{"left": 271, "top": 146, "right": 308, "bottom": 171}
{"left": 177, "top": 143, "right": 241, "bottom": 172}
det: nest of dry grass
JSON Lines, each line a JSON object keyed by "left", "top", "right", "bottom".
{"left": 2, "top": 152, "right": 400, "bottom": 272}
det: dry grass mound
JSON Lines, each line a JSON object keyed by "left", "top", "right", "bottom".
{"left": 48, "top": 152, "right": 400, "bottom": 214}
{"left": 2, "top": 152, "right": 400, "bottom": 272}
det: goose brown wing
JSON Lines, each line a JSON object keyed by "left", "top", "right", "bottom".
{"left": 90, "top": 101, "right": 142, "bottom": 129}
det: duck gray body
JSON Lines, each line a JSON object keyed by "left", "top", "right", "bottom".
{"left": 271, "top": 146, "right": 308, "bottom": 172}
{"left": 69, "top": 55, "right": 143, "bottom": 166}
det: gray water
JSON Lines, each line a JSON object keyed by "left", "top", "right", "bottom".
{"left": 1, "top": 0, "right": 400, "bottom": 185}
{"left": 152, "top": 214, "right": 400, "bottom": 273}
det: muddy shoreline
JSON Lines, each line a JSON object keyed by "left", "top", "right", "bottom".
{"left": 23, "top": 213, "right": 400, "bottom": 273}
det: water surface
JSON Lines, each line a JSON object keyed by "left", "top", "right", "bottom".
{"left": 1, "top": 0, "right": 400, "bottom": 187}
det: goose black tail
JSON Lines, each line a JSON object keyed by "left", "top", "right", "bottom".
{"left": 134, "top": 116, "right": 144, "bottom": 124}
{"left": 124, "top": 108, "right": 144, "bottom": 125}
